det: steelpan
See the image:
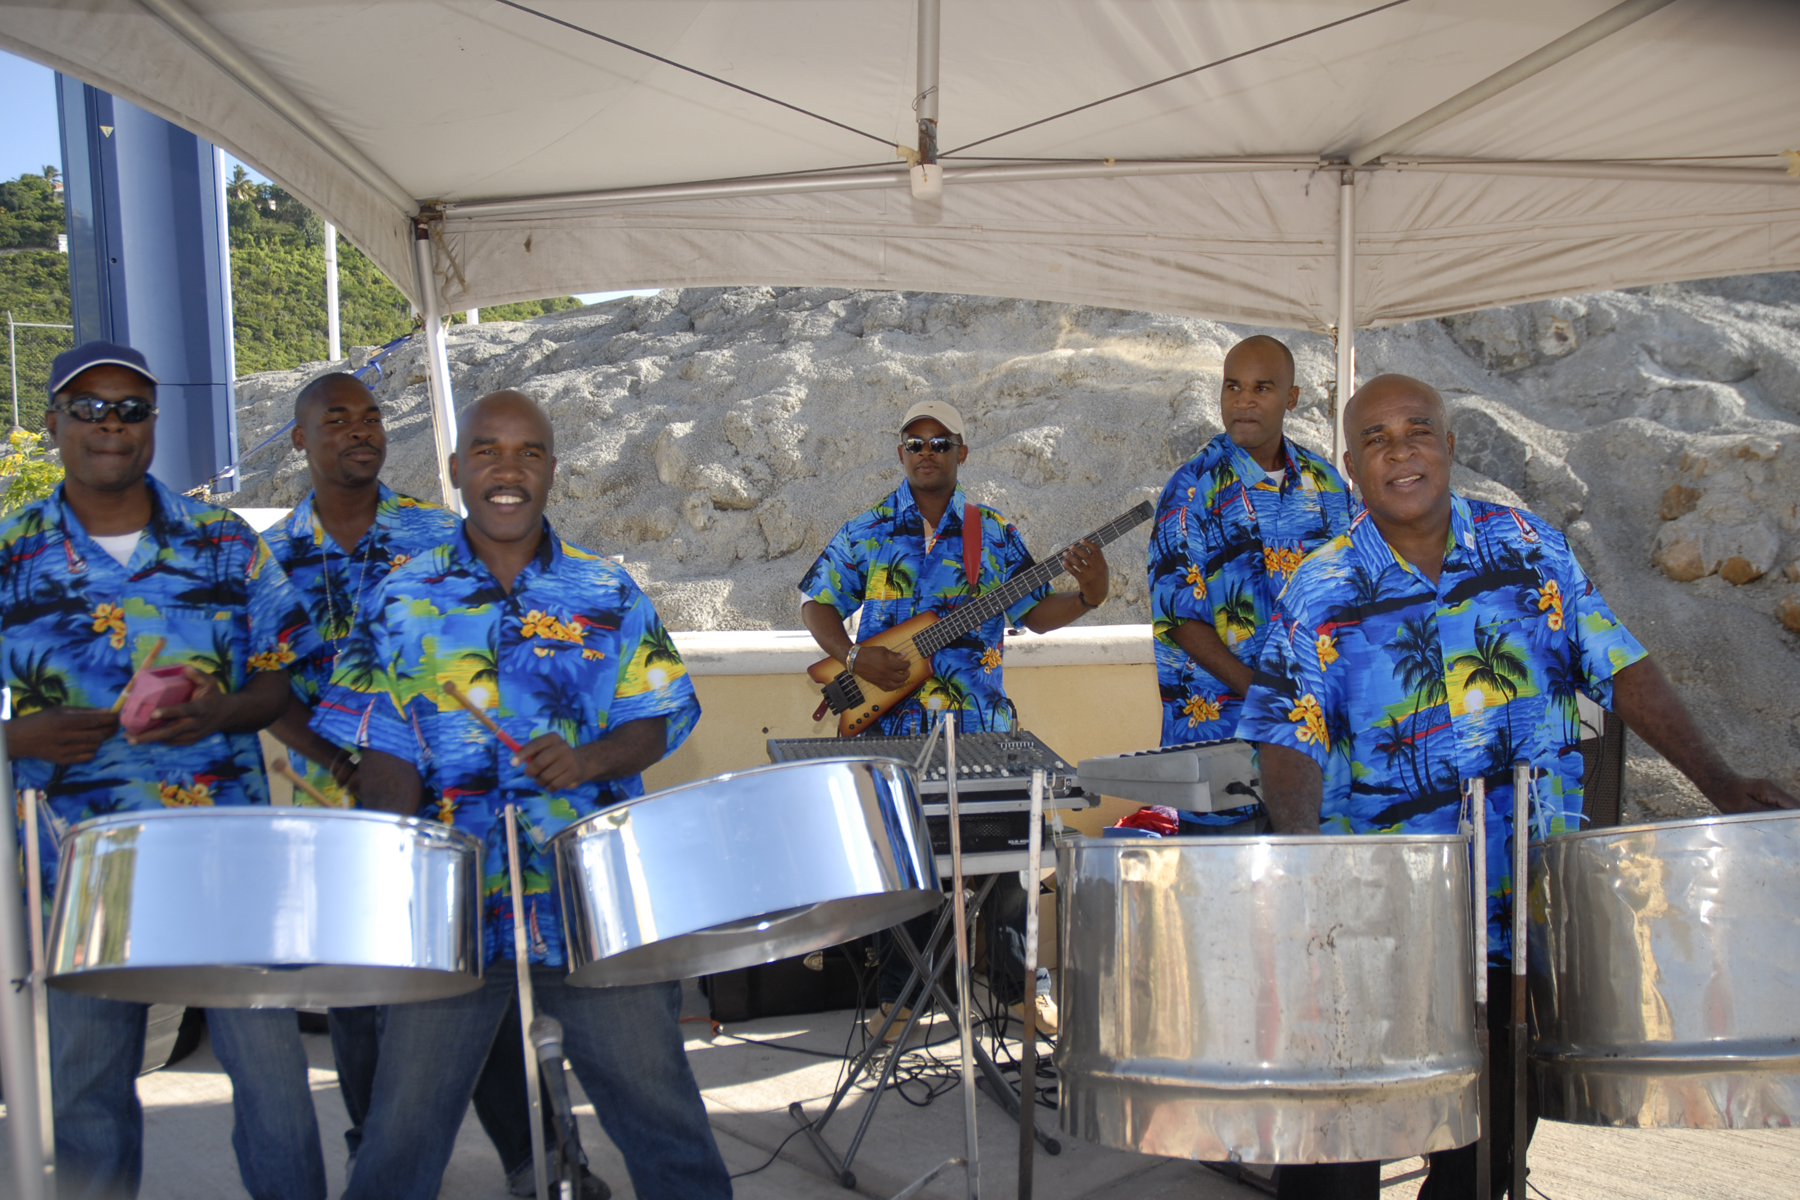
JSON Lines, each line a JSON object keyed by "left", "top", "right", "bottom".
{"left": 1529, "top": 810, "right": 1800, "bottom": 1128}
{"left": 1056, "top": 834, "right": 1478, "bottom": 1164}
{"left": 48, "top": 807, "right": 483, "bottom": 1008}
{"left": 552, "top": 757, "right": 940, "bottom": 987}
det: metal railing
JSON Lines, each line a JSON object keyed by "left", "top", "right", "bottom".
{"left": 7, "top": 313, "right": 76, "bottom": 428}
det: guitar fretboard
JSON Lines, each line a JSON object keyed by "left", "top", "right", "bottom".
{"left": 910, "top": 501, "right": 1153, "bottom": 658}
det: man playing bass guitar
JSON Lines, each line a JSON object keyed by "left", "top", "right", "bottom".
{"left": 798, "top": 399, "right": 1112, "bottom": 1039}
{"left": 799, "top": 399, "right": 1112, "bottom": 736}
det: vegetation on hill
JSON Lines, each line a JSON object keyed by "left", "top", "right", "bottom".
{"left": 0, "top": 167, "right": 582, "bottom": 430}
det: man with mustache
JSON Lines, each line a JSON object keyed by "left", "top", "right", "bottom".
{"left": 1147, "top": 335, "right": 1355, "bottom": 832}
{"left": 1238, "top": 373, "right": 1797, "bottom": 1199}
{"left": 313, "top": 390, "right": 730, "bottom": 1200}
{"left": 800, "top": 398, "right": 1112, "bottom": 1040}
{"left": 0, "top": 341, "right": 326, "bottom": 1199}
{"left": 263, "top": 372, "right": 610, "bottom": 1198}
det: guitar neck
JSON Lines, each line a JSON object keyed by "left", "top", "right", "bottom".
{"left": 910, "top": 500, "right": 1153, "bottom": 658}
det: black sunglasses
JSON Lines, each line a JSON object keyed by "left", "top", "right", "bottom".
{"left": 56, "top": 395, "right": 158, "bottom": 424}
{"left": 900, "top": 435, "right": 961, "bottom": 455}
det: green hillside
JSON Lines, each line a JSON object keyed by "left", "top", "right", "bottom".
{"left": 0, "top": 167, "right": 581, "bottom": 429}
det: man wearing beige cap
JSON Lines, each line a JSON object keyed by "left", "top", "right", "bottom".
{"left": 799, "top": 399, "right": 1109, "bottom": 1035}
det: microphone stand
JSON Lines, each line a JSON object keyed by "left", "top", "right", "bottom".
{"left": 529, "top": 1015, "right": 587, "bottom": 1200}
{"left": 945, "top": 715, "right": 980, "bottom": 1199}
{"left": 506, "top": 804, "right": 551, "bottom": 1200}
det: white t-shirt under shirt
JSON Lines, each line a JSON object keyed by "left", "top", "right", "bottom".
{"left": 92, "top": 531, "right": 142, "bottom": 567}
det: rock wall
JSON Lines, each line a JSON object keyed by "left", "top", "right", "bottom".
{"left": 227, "top": 278, "right": 1800, "bottom": 819}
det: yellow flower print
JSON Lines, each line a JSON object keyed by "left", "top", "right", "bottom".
{"left": 248, "top": 641, "right": 297, "bottom": 671}
{"left": 581, "top": 649, "right": 604, "bottom": 661}
{"left": 389, "top": 553, "right": 411, "bottom": 569}
{"left": 1535, "top": 579, "right": 1564, "bottom": 631}
{"left": 159, "top": 780, "right": 215, "bottom": 807}
{"left": 1315, "top": 633, "right": 1339, "bottom": 669}
{"left": 91, "top": 602, "right": 127, "bottom": 650}
{"left": 979, "top": 646, "right": 1002, "bottom": 673}
{"left": 1289, "top": 693, "right": 1328, "bottom": 745}
{"left": 1182, "top": 694, "right": 1222, "bottom": 725}
{"left": 1263, "top": 546, "right": 1304, "bottom": 578}
{"left": 1184, "top": 564, "right": 1206, "bottom": 600}
{"left": 520, "top": 610, "right": 586, "bottom": 644}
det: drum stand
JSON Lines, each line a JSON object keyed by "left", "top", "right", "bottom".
{"left": 1510, "top": 764, "right": 1534, "bottom": 1200}
{"left": 505, "top": 805, "right": 552, "bottom": 1200}
{"left": 1466, "top": 777, "right": 1491, "bottom": 1200}
{"left": 790, "top": 729, "right": 1058, "bottom": 1194}
{"left": 0, "top": 751, "right": 53, "bottom": 1200}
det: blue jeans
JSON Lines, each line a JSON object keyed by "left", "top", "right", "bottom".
{"left": 50, "top": 990, "right": 325, "bottom": 1200}
{"left": 329, "top": 997, "right": 542, "bottom": 1178}
{"left": 343, "top": 969, "right": 731, "bottom": 1200}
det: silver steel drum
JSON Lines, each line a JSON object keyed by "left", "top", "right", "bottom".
{"left": 1529, "top": 810, "right": 1800, "bottom": 1128}
{"left": 48, "top": 807, "right": 483, "bottom": 1008}
{"left": 552, "top": 757, "right": 940, "bottom": 987}
{"left": 1056, "top": 834, "right": 1479, "bottom": 1164}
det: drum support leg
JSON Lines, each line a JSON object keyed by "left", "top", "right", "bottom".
{"left": 1468, "top": 777, "right": 1491, "bottom": 1200}
{"left": 0, "top": 761, "right": 51, "bottom": 1200}
{"left": 505, "top": 806, "right": 551, "bottom": 1200}
{"left": 790, "top": 877, "right": 999, "bottom": 1189}
{"left": 1510, "top": 765, "right": 1533, "bottom": 1200}
{"left": 1016, "top": 769, "right": 1046, "bottom": 1200}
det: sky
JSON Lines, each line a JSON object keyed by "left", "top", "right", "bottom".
{"left": 0, "top": 49, "right": 652, "bottom": 306}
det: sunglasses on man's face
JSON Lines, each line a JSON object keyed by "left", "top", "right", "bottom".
{"left": 56, "top": 395, "right": 158, "bottom": 424}
{"left": 900, "top": 435, "right": 961, "bottom": 455}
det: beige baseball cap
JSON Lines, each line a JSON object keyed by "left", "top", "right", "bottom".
{"left": 899, "top": 399, "right": 966, "bottom": 439}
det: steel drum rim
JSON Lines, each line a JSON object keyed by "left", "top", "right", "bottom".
{"left": 546, "top": 754, "right": 916, "bottom": 848}
{"left": 1530, "top": 807, "right": 1800, "bottom": 846}
{"left": 61, "top": 803, "right": 484, "bottom": 851}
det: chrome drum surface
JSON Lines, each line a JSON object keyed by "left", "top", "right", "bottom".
{"left": 1529, "top": 810, "right": 1800, "bottom": 1128}
{"left": 48, "top": 807, "right": 483, "bottom": 1008}
{"left": 1056, "top": 834, "right": 1478, "bottom": 1164}
{"left": 551, "top": 756, "right": 940, "bottom": 987}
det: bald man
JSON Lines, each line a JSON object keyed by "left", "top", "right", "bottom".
{"left": 313, "top": 391, "right": 730, "bottom": 1200}
{"left": 1237, "top": 373, "right": 1796, "bottom": 1200}
{"left": 1147, "top": 335, "right": 1355, "bottom": 831}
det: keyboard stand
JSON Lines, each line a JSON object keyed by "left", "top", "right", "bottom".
{"left": 787, "top": 872, "right": 1060, "bottom": 1189}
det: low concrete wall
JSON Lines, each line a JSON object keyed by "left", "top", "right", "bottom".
{"left": 645, "top": 625, "right": 1163, "bottom": 835}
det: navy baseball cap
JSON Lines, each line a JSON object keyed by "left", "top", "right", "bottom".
{"left": 48, "top": 341, "right": 159, "bottom": 399}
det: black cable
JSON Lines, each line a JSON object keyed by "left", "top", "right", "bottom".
{"left": 490, "top": 0, "right": 896, "bottom": 149}
{"left": 941, "top": 0, "right": 1418, "bottom": 158}
{"left": 1528, "top": 1180, "right": 1555, "bottom": 1200}
{"left": 728, "top": 1126, "right": 805, "bottom": 1181}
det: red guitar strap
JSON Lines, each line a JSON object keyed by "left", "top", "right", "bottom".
{"left": 962, "top": 502, "right": 982, "bottom": 598}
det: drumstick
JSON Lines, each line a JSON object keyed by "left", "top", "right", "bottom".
{"left": 110, "top": 636, "right": 168, "bottom": 712}
{"left": 272, "top": 757, "right": 335, "bottom": 806}
{"left": 442, "top": 679, "right": 527, "bottom": 755}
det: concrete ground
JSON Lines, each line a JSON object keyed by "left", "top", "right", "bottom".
{"left": 4, "top": 983, "right": 1797, "bottom": 1199}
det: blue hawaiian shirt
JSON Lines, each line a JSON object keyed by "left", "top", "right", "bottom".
{"left": 1148, "top": 433, "right": 1356, "bottom": 823}
{"left": 312, "top": 522, "right": 701, "bottom": 968}
{"left": 799, "top": 481, "right": 1050, "bottom": 735}
{"left": 262, "top": 483, "right": 461, "bottom": 806}
{"left": 1, "top": 478, "right": 320, "bottom": 897}
{"left": 1236, "top": 494, "right": 1648, "bottom": 961}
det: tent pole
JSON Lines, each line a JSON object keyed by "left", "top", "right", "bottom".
{"left": 412, "top": 222, "right": 460, "bottom": 510}
{"left": 1348, "top": 0, "right": 1677, "bottom": 166}
{"left": 916, "top": 0, "right": 940, "bottom": 158}
{"left": 323, "top": 221, "right": 341, "bottom": 362}
{"left": 1334, "top": 171, "right": 1355, "bottom": 469}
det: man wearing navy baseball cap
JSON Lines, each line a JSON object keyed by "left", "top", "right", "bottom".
{"left": 3, "top": 341, "right": 328, "bottom": 1198}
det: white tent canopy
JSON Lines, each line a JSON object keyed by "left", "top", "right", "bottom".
{"left": 3, "top": 0, "right": 1797, "bottom": 496}
{"left": 3, "top": 0, "right": 1796, "bottom": 328}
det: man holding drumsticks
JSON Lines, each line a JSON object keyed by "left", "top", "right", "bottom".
{"left": 1240, "top": 373, "right": 1797, "bottom": 1200}
{"left": 264, "top": 372, "right": 610, "bottom": 1198}
{"left": 0, "top": 341, "right": 327, "bottom": 1199}
{"left": 312, "top": 390, "right": 731, "bottom": 1200}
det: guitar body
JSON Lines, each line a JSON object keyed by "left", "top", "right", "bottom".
{"left": 806, "top": 611, "right": 941, "bottom": 736}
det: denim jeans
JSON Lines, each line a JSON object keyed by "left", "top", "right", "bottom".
{"left": 329, "top": 995, "right": 542, "bottom": 1178}
{"left": 50, "top": 990, "right": 325, "bottom": 1200}
{"left": 342, "top": 969, "right": 731, "bottom": 1200}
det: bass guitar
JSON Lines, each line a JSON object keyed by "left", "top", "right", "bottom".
{"left": 808, "top": 500, "right": 1153, "bottom": 735}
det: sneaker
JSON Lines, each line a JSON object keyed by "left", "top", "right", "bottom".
{"left": 507, "top": 1163, "right": 612, "bottom": 1199}
{"left": 1010, "top": 992, "right": 1059, "bottom": 1039}
{"left": 864, "top": 1002, "right": 928, "bottom": 1048}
